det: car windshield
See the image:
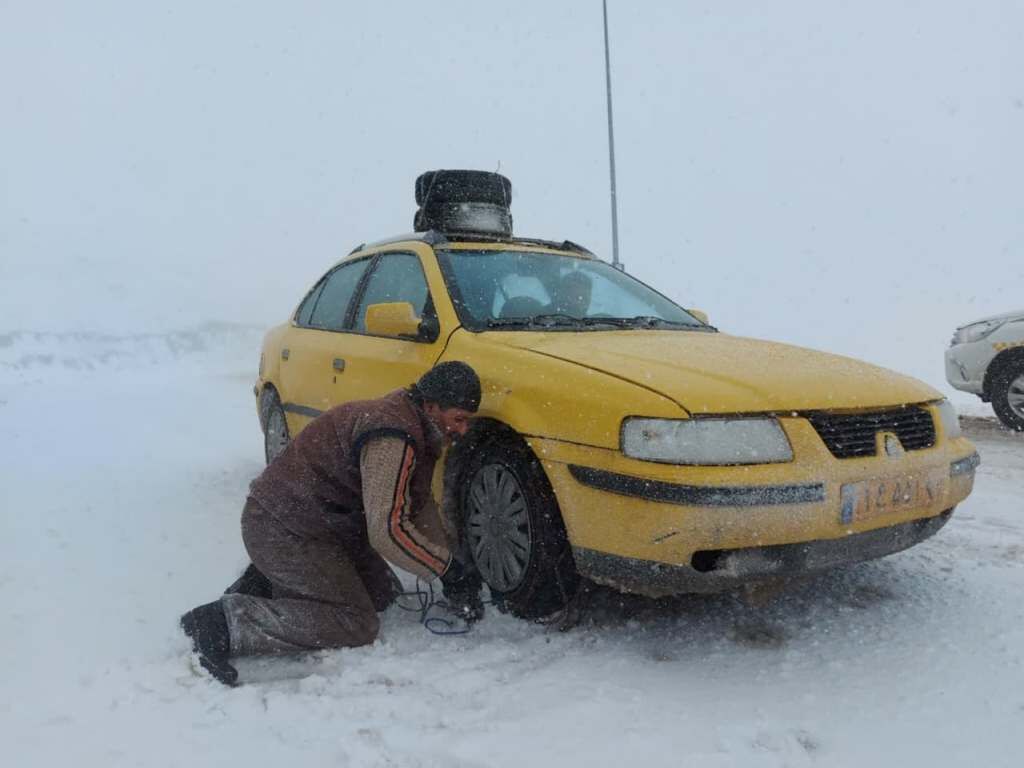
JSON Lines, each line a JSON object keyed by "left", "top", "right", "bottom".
{"left": 437, "top": 249, "right": 709, "bottom": 332}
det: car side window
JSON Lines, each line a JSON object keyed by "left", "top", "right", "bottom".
{"left": 295, "top": 280, "right": 326, "bottom": 326}
{"left": 307, "top": 258, "right": 371, "bottom": 331}
{"left": 354, "top": 253, "right": 432, "bottom": 334}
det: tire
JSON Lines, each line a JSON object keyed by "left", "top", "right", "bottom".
{"left": 990, "top": 358, "right": 1024, "bottom": 431}
{"left": 261, "top": 389, "right": 290, "bottom": 464}
{"left": 459, "top": 437, "right": 579, "bottom": 619}
{"left": 413, "top": 201, "right": 513, "bottom": 237}
{"left": 415, "top": 170, "right": 512, "bottom": 206}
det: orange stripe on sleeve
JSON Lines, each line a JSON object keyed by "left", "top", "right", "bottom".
{"left": 387, "top": 444, "right": 447, "bottom": 575}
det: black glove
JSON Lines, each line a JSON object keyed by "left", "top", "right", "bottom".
{"left": 441, "top": 557, "right": 485, "bottom": 624}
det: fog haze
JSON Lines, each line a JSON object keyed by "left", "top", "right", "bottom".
{"left": 2, "top": 1, "right": 1021, "bottom": 401}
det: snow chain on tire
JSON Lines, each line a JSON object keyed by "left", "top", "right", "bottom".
{"left": 460, "top": 435, "right": 580, "bottom": 621}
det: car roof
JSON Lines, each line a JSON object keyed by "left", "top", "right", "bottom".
{"left": 347, "top": 230, "right": 597, "bottom": 259}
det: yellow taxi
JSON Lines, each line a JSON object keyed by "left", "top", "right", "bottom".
{"left": 254, "top": 170, "right": 979, "bottom": 619}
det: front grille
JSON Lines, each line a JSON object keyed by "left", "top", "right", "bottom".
{"left": 806, "top": 407, "right": 936, "bottom": 459}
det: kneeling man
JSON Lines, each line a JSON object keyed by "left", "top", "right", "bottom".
{"left": 181, "top": 361, "right": 481, "bottom": 685}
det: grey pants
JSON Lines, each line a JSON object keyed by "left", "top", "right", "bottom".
{"left": 221, "top": 499, "right": 395, "bottom": 656}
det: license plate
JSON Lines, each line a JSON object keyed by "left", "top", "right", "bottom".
{"left": 840, "top": 472, "right": 946, "bottom": 525}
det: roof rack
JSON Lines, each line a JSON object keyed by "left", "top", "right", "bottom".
{"left": 348, "top": 231, "right": 596, "bottom": 258}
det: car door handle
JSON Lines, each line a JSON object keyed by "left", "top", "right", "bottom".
{"left": 281, "top": 348, "right": 290, "bottom": 361}
{"left": 333, "top": 358, "right": 346, "bottom": 372}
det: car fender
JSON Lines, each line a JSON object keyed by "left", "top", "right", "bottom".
{"left": 439, "top": 329, "right": 685, "bottom": 450}
{"left": 257, "top": 323, "right": 291, "bottom": 395}
{"left": 983, "top": 344, "right": 1024, "bottom": 399}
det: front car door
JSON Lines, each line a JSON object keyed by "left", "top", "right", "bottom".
{"left": 336, "top": 248, "right": 451, "bottom": 403}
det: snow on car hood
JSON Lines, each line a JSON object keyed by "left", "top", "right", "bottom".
{"left": 956, "top": 309, "right": 1024, "bottom": 328}
{"left": 495, "top": 330, "right": 940, "bottom": 414}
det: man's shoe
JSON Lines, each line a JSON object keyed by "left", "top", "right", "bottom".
{"left": 180, "top": 601, "right": 239, "bottom": 686}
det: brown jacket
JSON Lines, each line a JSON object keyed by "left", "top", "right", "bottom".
{"left": 248, "top": 388, "right": 452, "bottom": 580}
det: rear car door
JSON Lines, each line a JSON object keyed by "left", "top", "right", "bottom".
{"left": 277, "top": 256, "right": 372, "bottom": 430}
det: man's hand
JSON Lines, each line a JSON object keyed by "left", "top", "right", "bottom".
{"left": 441, "top": 557, "right": 485, "bottom": 624}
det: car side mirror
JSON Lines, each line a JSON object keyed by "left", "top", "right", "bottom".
{"left": 365, "top": 302, "right": 423, "bottom": 339}
{"left": 688, "top": 308, "right": 709, "bottom": 325}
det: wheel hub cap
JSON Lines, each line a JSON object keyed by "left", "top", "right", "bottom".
{"left": 1009, "top": 374, "right": 1024, "bottom": 419}
{"left": 266, "top": 410, "right": 289, "bottom": 460}
{"left": 465, "top": 463, "right": 531, "bottom": 592}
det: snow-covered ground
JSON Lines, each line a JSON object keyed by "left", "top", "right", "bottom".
{"left": 3, "top": 2, "right": 1020, "bottom": 764}
{"left": 2, "top": 329, "right": 1022, "bottom": 767}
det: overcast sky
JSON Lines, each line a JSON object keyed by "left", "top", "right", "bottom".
{"left": 1, "top": 1, "right": 1021, "bottom": 399}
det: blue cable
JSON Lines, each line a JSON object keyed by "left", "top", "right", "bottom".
{"left": 395, "top": 578, "right": 475, "bottom": 636}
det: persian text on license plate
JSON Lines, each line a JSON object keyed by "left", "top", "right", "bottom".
{"left": 840, "top": 472, "right": 946, "bottom": 525}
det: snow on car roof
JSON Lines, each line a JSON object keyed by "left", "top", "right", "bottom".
{"left": 349, "top": 230, "right": 596, "bottom": 258}
{"left": 956, "top": 309, "right": 1024, "bottom": 328}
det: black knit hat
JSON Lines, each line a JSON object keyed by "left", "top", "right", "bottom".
{"left": 413, "top": 361, "right": 481, "bottom": 412}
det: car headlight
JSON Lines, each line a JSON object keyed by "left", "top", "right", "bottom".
{"left": 935, "top": 399, "right": 962, "bottom": 439}
{"left": 621, "top": 417, "right": 794, "bottom": 465}
{"left": 952, "top": 319, "right": 1005, "bottom": 346}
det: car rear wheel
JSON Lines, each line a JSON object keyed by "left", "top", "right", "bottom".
{"left": 461, "top": 438, "right": 579, "bottom": 619}
{"left": 991, "top": 359, "right": 1024, "bottom": 431}
{"left": 261, "top": 390, "right": 290, "bottom": 463}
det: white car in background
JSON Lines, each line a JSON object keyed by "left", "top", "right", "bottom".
{"left": 946, "top": 310, "right": 1024, "bottom": 430}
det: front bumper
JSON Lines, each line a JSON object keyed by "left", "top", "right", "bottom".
{"left": 574, "top": 509, "right": 953, "bottom": 597}
{"left": 531, "top": 413, "right": 979, "bottom": 596}
{"left": 945, "top": 341, "right": 996, "bottom": 396}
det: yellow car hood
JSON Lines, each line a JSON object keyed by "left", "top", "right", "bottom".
{"left": 494, "top": 330, "right": 940, "bottom": 414}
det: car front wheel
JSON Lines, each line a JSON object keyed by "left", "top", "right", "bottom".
{"left": 991, "top": 359, "right": 1024, "bottom": 431}
{"left": 461, "top": 438, "right": 579, "bottom": 619}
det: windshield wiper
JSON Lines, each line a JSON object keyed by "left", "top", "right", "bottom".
{"left": 524, "top": 314, "right": 630, "bottom": 329}
{"left": 485, "top": 314, "right": 600, "bottom": 330}
{"left": 530, "top": 313, "right": 589, "bottom": 328}
{"left": 620, "top": 315, "right": 704, "bottom": 329}
{"left": 484, "top": 317, "right": 536, "bottom": 329}
{"left": 484, "top": 315, "right": 705, "bottom": 331}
